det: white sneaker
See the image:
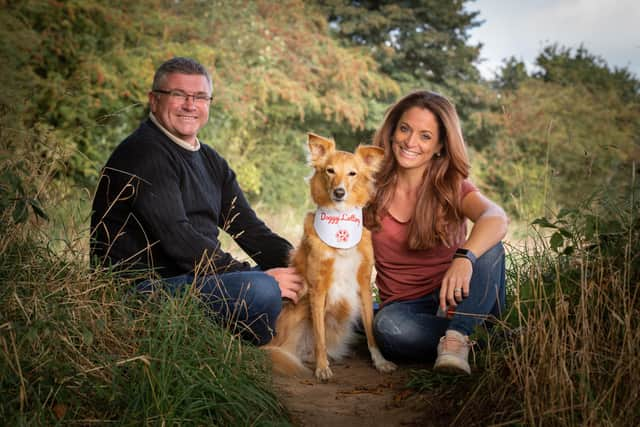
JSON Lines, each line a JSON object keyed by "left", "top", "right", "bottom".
{"left": 433, "top": 330, "right": 472, "bottom": 374}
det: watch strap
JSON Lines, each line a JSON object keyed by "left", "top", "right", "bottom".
{"left": 453, "top": 248, "right": 477, "bottom": 265}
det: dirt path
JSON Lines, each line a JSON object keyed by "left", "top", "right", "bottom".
{"left": 272, "top": 335, "right": 437, "bottom": 427}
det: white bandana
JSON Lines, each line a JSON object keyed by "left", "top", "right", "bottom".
{"left": 313, "top": 207, "right": 363, "bottom": 249}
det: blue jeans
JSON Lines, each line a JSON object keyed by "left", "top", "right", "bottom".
{"left": 373, "top": 242, "right": 506, "bottom": 362}
{"left": 136, "top": 269, "right": 282, "bottom": 346}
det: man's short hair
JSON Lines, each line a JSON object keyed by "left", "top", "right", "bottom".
{"left": 152, "top": 57, "right": 212, "bottom": 92}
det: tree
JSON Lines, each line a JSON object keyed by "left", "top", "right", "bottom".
{"left": 535, "top": 44, "right": 640, "bottom": 103}
{"left": 494, "top": 57, "right": 529, "bottom": 91}
{"left": 319, "top": 0, "right": 482, "bottom": 85}
{"left": 474, "top": 45, "right": 640, "bottom": 218}
{"left": 0, "top": 0, "right": 397, "bottom": 207}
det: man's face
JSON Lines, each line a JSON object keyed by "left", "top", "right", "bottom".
{"left": 149, "top": 73, "right": 212, "bottom": 146}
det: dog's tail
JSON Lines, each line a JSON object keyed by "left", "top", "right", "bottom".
{"left": 262, "top": 346, "right": 311, "bottom": 377}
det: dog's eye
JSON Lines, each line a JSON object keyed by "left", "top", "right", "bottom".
{"left": 348, "top": 171, "right": 357, "bottom": 176}
{"left": 326, "top": 168, "right": 335, "bottom": 174}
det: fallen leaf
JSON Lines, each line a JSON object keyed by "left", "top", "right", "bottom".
{"left": 393, "top": 389, "right": 414, "bottom": 402}
{"left": 337, "top": 386, "right": 385, "bottom": 395}
{"left": 52, "top": 403, "right": 67, "bottom": 420}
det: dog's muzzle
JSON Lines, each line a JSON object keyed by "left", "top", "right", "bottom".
{"left": 332, "top": 187, "right": 346, "bottom": 201}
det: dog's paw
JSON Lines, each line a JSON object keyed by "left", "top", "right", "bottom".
{"left": 370, "top": 346, "right": 397, "bottom": 373}
{"left": 375, "top": 358, "right": 397, "bottom": 373}
{"left": 315, "top": 366, "right": 333, "bottom": 381}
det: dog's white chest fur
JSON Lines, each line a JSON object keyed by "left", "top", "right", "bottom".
{"left": 326, "top": 247, "right": 362, "bottom": 310}
{"left": 299, "top": 246, "right": 364, "bottom": 363}
{"left": 325, "top": 247, "right": 363, "bottom": 360}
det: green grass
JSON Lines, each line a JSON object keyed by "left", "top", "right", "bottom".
{"left": 116, "top": 290, "right": 287, "bottom": 425}
{"left": 0, "top": 138, "right": 293, "bottom": 425}
{"left": 0, "top": 210, "right": 290, "bottom": 425}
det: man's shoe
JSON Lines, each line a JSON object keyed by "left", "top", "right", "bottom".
{"left": 433, "top": 329, "right": 472, "bottom": 374}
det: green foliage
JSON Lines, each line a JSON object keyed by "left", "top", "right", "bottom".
{"left": 1, "top": 0, "right": 398, "bottom": 206}
{"left": 535, "top": 44, "right": 640, "bottom": 102}
{"left": 500, "top": 184, "right": 639, "bottom": 425}
{"left": 1, "top": 0, "right": 159, "bottom": 189}
{"left": 493, "top": 56, "right": 528, "bottom": 91}
{"left": 474, "top": 70, "right": 639, "bottom": 219}
{"left": 320, "top": 0, "right": 482, "bottom": 85}
{"left": 531, "top": 175, "right": 639, "bottom": 282}
{"left": 531, "top": 212, "right": 577, "bottom": 256}
{"left": 199, "top": 0, "right": 398, "bottom": 203}
{"left": 0, "top": 164, "right": 48, "bottom": 225}
{"left": 114, "top": 293, "right": 286, "bottom": 425}
{"left": 0, "top": 219, "right": 289, "bottom": 426}
{"left": 0, "top": 122, "right": 66, "bottom": 237}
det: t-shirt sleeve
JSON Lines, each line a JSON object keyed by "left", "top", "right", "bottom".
{"left": 461, "top": 179, "right": 479, "bottom": 199}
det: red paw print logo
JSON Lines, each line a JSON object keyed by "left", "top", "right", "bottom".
{"left": 336, "top": 229, "right": 349, "bottom": 243}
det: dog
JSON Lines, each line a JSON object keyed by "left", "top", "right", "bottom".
{"left": 263, "top": 132, "right": 397, "bottom": 380}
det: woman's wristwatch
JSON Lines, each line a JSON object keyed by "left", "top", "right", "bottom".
{"left": 453, "top": 248, "right": 477, "bottom": 265}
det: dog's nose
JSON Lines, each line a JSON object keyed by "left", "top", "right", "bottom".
{"left": 333, "top": 188, "right": 345, "bottom": 200}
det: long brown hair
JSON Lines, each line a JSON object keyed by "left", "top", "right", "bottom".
{"left": 364, "top": 91, "right": 470, "bottom": 249}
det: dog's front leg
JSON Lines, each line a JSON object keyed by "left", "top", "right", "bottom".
{"left": 357, "top": 261, "right": 397, "bottom": 374}
{"left": 309, "top": 285, "right": 332, "bottom": 381}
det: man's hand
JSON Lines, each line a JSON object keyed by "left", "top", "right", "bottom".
{"left": 265, "top": 267, "right": 304, "bottom": 303}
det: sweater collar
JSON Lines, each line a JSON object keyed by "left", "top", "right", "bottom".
{"left": 149, "top": 113, "right": 200, "bottom": 152}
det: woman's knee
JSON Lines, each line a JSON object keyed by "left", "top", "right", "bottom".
{"left": 472, "top": 242, "right": 506, "bottom": 314}
{"left": 476, "top": 242, "right": 505, "bottom": 271}
{"left": 373, "top": 308, "right": 403, "bottom": 344}
{"left": 374, "top": 305, "right": 438, "bottom": 361}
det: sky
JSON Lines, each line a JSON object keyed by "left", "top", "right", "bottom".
{"left": 466, "top": 0, "right": 640, "bottom": 80}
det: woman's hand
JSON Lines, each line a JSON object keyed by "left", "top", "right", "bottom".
{"left": 265, "top": 267, "right": 304, "bottom": 303}
{"left": 439, "top": 258, "right": 473, "bottom": 311}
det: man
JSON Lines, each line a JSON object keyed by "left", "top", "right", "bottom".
{"left": 91, "top": 57, "right": 303, "bottom": 345}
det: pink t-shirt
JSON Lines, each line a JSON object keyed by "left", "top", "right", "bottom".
{"left": 372, "top": 180, "right": 478, "bottom": 305}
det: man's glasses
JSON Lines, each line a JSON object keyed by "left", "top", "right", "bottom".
{"left": 153, "top": 89, "right": 212, "bottom": 105}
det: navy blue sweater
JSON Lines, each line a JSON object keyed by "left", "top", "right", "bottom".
{"left": 90, "top": 119, "right": 292, "bottom": 278}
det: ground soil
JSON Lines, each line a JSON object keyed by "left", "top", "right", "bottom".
{"left": 272, "top": 335, "right": 444, "bottom": 427}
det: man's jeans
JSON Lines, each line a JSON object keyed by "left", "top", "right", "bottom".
{"left": 373, "top": 242, "right": 506, "bottom": 362}
{"left": 136, "top": 269, "right": 282, "bottom": 345}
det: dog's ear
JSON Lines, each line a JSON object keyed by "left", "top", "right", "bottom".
{"left": 307, "top": 133, "right": 335, "bottom": 165}
{"left": 355, "top": 145, "right": 385, "bottom": 173}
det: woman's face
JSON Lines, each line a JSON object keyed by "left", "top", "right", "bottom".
{"left": 391, "top": 106, "right": 443, "bottom": 173}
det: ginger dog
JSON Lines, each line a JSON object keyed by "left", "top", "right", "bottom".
{"left": 264, "top": 133, "right": 396, "bottom": 380}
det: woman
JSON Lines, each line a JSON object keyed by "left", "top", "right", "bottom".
{"left": 365, "top": 90, "right": 508, "bottom": 374}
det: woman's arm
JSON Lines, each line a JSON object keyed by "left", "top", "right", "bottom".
{"left": 459, "top": 191, "right": 509, "bottom": 258}
{"left": 439, "top": 191, "right": 508, "bottom": 310}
